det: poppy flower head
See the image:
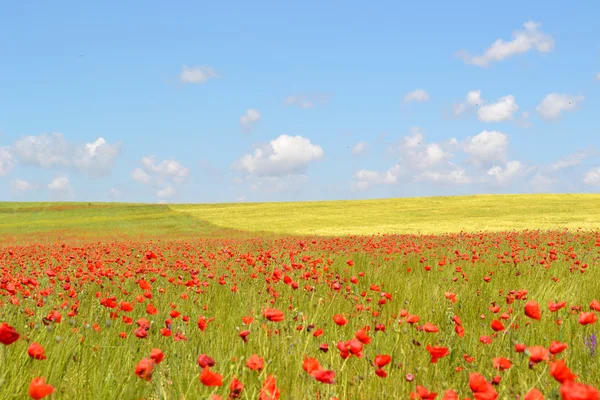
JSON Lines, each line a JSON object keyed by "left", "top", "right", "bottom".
{"left": 28, "top": 377, "right": 55, "bottom": 400}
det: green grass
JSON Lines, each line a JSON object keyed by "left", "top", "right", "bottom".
{"left": 171, "top": 194, "right": 600, "bottom": 236}
{"left": 0, "top": 202, "right": 228, "bottom": 243}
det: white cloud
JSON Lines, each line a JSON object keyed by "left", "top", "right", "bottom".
{"left": 131, "top": 156, "right": 189, "bottom": 200}
{"left": 530, "top": 173, "right": 557, "bottom": 192}
{"left": 352, "top": 141, "right": 368, "bottom": 155}
{"left": 179, "top": 65, "right": 217, "bottom": 84}
{"left": 421, "top": 168, "right": 470, "bottom": 184}
{"left": 140, "top": 156, "right": 189, "bottom": 183}
{"left": 584, "top": 167, "right": 600, "bottom": 186}
{"left": 463, "top": 130, "right": 509, "bottom": 165}
{"left": 353, "top": 169, "right": 398, "bottom": 190}
{"left": 12, "top": 133, "right": 120, "bottom": 175}
{"left": 13, "top": 133, "right": 70, "bottom": 168}
{"left": 453, "top": 90, "right": 482, "bottom": 116}
{"left": 487, "top": 160, "right": 523, "bottom": 183}
{"left": 48, "top": 175, "right": 72, "bottom": 195}
{"left": 453, "top": 91, "right": 518, "bottom": 122}
{"left": 536, "top": 93, "right": 584, "bottom": 120}
{"left": 477, "top": 95, "right": 519, "bottom": 122}
{"left": 156, "top": 186, "right": 176, "bottom": 199}
{"left": 283, "top": 94, "right": 328, "bottom": 109}
{"left": 0, "top": 147, "right": 14, "bottom": 176}
{"left": 131, "top": 168, "right": 152, "bottom": 184}
{"left": 549, "top": 150, "right": 593, "bottom": 171}
{"left": 404, "top": 89, "right": 429, "bottom": 103}
{"left": 233, "top": 135, "right": 324, "bottom": 176}
{"left": 10, "top": 179, "right": 37, "bottom": 192}
{"left": 73, "top": 137, "right": 121, "bottom": 176}
{"left": 240, "top": 109, "right": 261, "bottom": 130}
{"left": 457, "top": 21, "right": 554, "bottom": 66}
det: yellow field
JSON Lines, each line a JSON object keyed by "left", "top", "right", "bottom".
{"left": 171, "top": 194, "right": 600, "bottom": 236}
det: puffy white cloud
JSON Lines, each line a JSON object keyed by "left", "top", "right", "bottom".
{"left": 487, "top": 160, "right": 523, "bottom": 182}
{"left": 72, "top": 137, "right": 121, "bottom": 176}
{"left": 233, "top": 135, "right": 324, "bottom": 176}
{"left": 0, "top": 147, "right": 14, "bottom": 176}
{"left": 404, "top": 89, "right": 429, "bottom": 103}
{"left": 131, "top": 168, "right": 151, "bottom": 184}
{"left": 131, "top": 156, "right": 189, "bottom": 200}
{"left": 10, "top": 179, "right": 37, "bottom": 192}
{"left": 12, "top": 133, "right": 120, "bottom": 175}
{"left": 156, "top": 186, "right": 176, "bottom": 199}
{"left": 13, "top": 133, "right": 70, "bottom": 168}
{"left": 353, "top": 168, "right": 399, "bottom": 190}
{"left": 477, "top": 95, "right": 519, "bottom": 122}
{"left": 453, "top": 91, "right": 518, "bottom": 122}
{"left": 140, "top": 156, "right": 189, "bottom": 183}
{"left": 48, "top": 175, "right": 72, "bottom": 195}
{"left": 240, "top": 109, "right": 261, "bottom": 130}
{"left": 179, "top": 65, "right": 217, "bottom": 84}
{"left": 283, "top": 94, "right": 328, "bottom": 109}
{"left": 352, "top": 141, "right": 368, "bottom": 155}
{"left": 584, "top": 167, "right": 600, "bottom": 186}
{"left": 536, "top": 93, "right": 584, "bottom": 120}
{"left": 457, "top": 21, "right": 554, "bottom": 66}
{"left": 463, "top": 130, "right": 508, "bottom": 165}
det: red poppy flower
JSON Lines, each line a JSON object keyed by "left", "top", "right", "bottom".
{"left": 528, "top": 346, "right": 550, "bottom": 364}
{"left": 260, "top": 375, "right": 280, "bottom": 400}
{"left": 229, "top": 378, "right": 244, "bottom": 399}
{"left": 311, "top": 368, "right": 335, "bottom": 384}
{"left": 262, "top": 308, "right": 284, "bottom": 322}
{"left": 442, "top": 389, "right": 459, "bottom": 400}
{"left": 332, "top": 314, "right": 347, "bottom": 326}
{"left": 469, "top": 373, "right": 498, "bottom": 399}
{"left": 426, "top": 345, "right": 449, "bottom": 363}
{"left": 303, "top": 357, "right": 320, "bottom": 374}
{"left": 579, "top": 312, "right": 597, "bottom": 325}
{"left": 549, "top": 341, "right": 568, "bottom": 355}
{"left": 0, "top": 323, "right": 19, "bottom": 345}
{"left": 550, "top": 359, "right": 577, "bottom": 384}
{"left": 28, "top": 377, "right": 55, "bottom": 399}
{"left": 198, "top": 354, "right": 216, "bottom": 368}
{"left": 374, "top": 354, "right": 392, "bottom": 368}
{"left": 422, "top": 322, "right": 439, "bottom": 333}
{"left": 524, "top": 301, "right": 541, "bottom": 320}
{"left": 411, "top": 385, "right": 437, "bottom": 400}
{"left": 523, "top": 388, "right": 544, "bottom": 400}
{"left": 548, "top": 301, "right": 566, "bottom": 312}
{"left": 246, "top": 354, "right": 264, "bottom": 371}
{"left": 200, "top": 366, "right": 223, "bottom": 387}
{"left": 560, "top": 381, "right": 599, "bottom": 400}
{"left": 150, "top": 348, "right": 164, "bottom": 364}
{"left": 355, "top": 328, "right": 371, "bottom": 344}
{"left": 490, "top": 320, "right": 505, "bottom": 332}
{"left": 492, "top": 357, "right": 511, "bottom": 371}
{"left": 27, "top": 342, "right": 46, "bottom": 360}
{"left": 135, "top": 358, "right": 154, "bottom": 381}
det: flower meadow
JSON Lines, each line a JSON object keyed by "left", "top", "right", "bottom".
{"left": 1, "top": 230, "right": 600, "bottom": 399}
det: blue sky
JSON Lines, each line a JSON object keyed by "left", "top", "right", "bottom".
{"left": 1, "top": 1, "right": 599, "bottom": 203}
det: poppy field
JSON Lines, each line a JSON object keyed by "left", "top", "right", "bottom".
{"left": 1, "top": 203, "right": 600, "bottom": 399}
